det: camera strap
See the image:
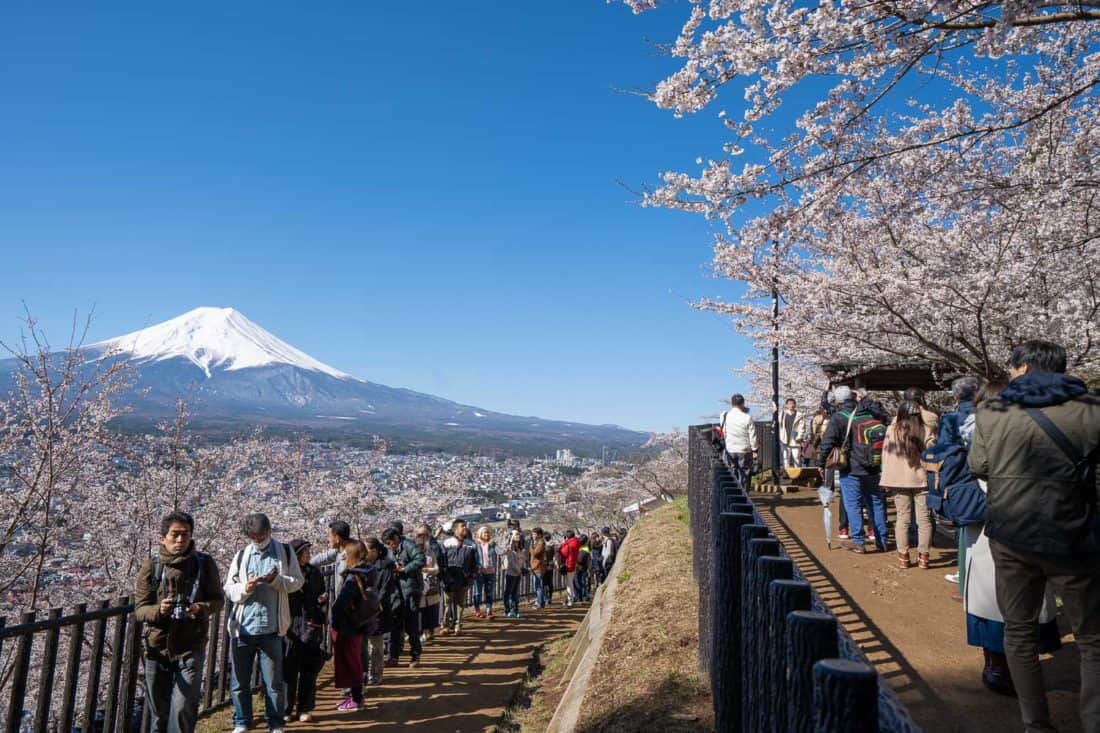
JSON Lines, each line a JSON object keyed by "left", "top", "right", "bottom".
{"left": 152, "top": 552, "right": 205, "bottom": 603}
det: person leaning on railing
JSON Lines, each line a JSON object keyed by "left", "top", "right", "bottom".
{"left": 134, "top": 510, "right": 224, "bottom": 733}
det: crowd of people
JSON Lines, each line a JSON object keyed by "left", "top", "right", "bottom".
{"left": 133, "top": 509, "right": 622, "bottom": 732}
{"left": 721, "top": 340, "right": 1099, "bottom": 733}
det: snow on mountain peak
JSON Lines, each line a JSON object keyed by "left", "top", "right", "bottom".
{"left": 92, "top": 306, "right": 354, "bottom": 380}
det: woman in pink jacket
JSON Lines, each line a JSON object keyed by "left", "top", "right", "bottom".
{"left": 881, "top": 400, "right": 935, "bottom": 569}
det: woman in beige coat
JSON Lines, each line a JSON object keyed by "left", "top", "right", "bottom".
{"left": 881, "top": 400, "right": 935, "bottom": 569}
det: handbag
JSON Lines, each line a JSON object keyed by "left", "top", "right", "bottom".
{"left": 824, "top": 409, "right": 857, "bottom": 470}
{"left": 800, "top": 441, "right": 816, "bottom": 461}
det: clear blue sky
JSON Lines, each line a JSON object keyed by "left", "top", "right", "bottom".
{"left": 0, "top": 2, "right": 752, "bottom": 433}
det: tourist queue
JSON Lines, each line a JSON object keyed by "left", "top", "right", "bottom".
{"left": 134, "top": 509, "right": 621, "bottom": 732}
{"left": 719, "top": 339, "right": 1100, "bottom": 733}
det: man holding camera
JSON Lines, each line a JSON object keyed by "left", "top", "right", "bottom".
{"left": 134, "top": 511, "right": 224, "bottom": 733}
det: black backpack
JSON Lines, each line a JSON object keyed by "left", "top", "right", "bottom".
{"left": 349, "top": 576, "right": 381, "bottom": 631}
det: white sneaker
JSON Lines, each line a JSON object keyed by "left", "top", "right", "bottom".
{"left": 233, "top": 728, "right": 248, "bottom": 733}
{"left": 269, "top": 729, "right": 285, "bottom": 733}
{"left": 944, "top": 573, "right": 959, "bottom": 584}
{"left": 298, "top": 713, "right": 314, "bottom": 723}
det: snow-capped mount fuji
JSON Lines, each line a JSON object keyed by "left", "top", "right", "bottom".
{"left": 91, "top": 307, "right": 352, "bottom": 379}
{"left": 19, "top": 307, "right": 647, "bottom": 455}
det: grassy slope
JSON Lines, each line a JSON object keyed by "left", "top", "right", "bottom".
{"left": 570, "top": 498, "right": 713, "bottom": 732}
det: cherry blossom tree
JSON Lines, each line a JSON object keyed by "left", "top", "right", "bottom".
{"left": 0, "top": 311, "right": 131, "bottom": 612}
{"left": 615, "top": 1, "right": 1100, "bottom": 378}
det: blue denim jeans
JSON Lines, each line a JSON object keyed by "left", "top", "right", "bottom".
{"left": 473, "top": 573, "right": 495, "bottom": 612}
{"left": 229, "top": 632, "right": 285, "bottom": 729}
{"left": 533, "top": 574, "right": 546, "bottom": 607}
{"left": 839, "top": 473, "right": 887, "bottom": 549}
{"left": 573, "top": 568, "right": 589, "bottom": 602}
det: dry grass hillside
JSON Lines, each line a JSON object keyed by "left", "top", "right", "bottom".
{"left": 571, "top": 498, "right": 713, "bottom": 732}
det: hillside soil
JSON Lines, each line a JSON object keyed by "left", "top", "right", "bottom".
{"left": 756, "top": 490, "right": 1085, "bottom": 733}
{"left": 572, "top": 499, "right": 714, "bottom": 733}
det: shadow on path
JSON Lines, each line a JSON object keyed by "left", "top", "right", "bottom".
{"left": 295, "top": 603, "right": 588, "bottom": 733}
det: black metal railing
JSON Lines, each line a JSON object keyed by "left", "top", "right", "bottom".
{"left": 0, "top": 594, "right": 252, "bottom": 733}
{"left": 0, "top": 548, "right": 590, "bottom": 733}
{"left": 689, "top": 424, "right": 920, "bottom": 733}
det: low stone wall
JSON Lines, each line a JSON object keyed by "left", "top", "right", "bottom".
{"left": 544, "top": 530, "right": 632, "bottom": 733}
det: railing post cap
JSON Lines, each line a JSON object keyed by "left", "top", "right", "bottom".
{"left": 813, "top": 658, "right": 877, "bottom": 679}
{"left": 787, "top": 609, "right": 836, "bottom": 624}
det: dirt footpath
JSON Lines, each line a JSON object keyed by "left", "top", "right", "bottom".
{"left": 204, "top": 604, "right": 586, "bottom": 733}
{"left": 756, "top": 491, "right": 1085, "bottom": 733}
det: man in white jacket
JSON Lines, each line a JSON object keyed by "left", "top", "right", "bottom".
{"left": 779, "top": 398, "right": 807, "bottom": 468}
{"left": 223, "top": 513, "right": 304, "bottom": 733}
{"left": 720, "top": 394, "right": 759, "bottom": 490}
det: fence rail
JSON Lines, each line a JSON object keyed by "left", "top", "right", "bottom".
{"left": 0, "top": 548, "right": 584, "bottom": 733}
{"left": 689, "top": 424, "right": 920, "bottom": 733}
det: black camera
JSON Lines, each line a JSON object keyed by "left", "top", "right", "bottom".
{"left": 169, "top": 594, "right": 189, "bottom": 622}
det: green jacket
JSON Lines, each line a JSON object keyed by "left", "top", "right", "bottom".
{"left": 969, "top": 374, "right": 1100, "bottom": 555}
{"left": 393, "top": 537, "right": 426, "bottom": 598}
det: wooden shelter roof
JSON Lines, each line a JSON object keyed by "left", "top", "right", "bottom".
{"left": 821, "top": 360, "right": 958, "bottom": 392}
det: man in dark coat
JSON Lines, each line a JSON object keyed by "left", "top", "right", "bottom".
{"left": 970, "top": 340, "right": 1100, "bottom": 733}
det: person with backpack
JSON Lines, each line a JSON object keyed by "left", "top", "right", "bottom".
{"left": 331, "top": 540, "right": 380, "bottom": 713}
{"left": 954, "top": 380, "right": 1063, "bottom": 697}
{"left": 284, "top": 539, "right": 328, "bottom": 724}
{"left": 575, "top": 535, "right": 592, "bottom": 602}
{"left": 529, "top": 527, "right": 549, "bottom": 609}
{"left": 134, "top": 511, "right": 223, "bottom": 733}
{"left": 441, "top": 519, "right": 477, "bottom": 635}
{"left": 366, "top": 537, "right": 396, "bottom": 685}
{"left": 720, "top": 394, "right": 758, "bottom": 490}
{"left": 224, "top": 513, "right": 304, "bottom": 733}
{"left": 881, "top": 401, "right": 935, "bottom": 569}
{"left": 970, "top": 340, "right": 1100, "bottom": 732}
{"left": 500, "top": 530, "right": 528, "bottom": 617}
{"left": 818, "top": 385, "right": 889, "bottom": 554}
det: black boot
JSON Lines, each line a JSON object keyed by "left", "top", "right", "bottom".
{"left": 981, "top": 649, "right": 1017, "bottom": 697}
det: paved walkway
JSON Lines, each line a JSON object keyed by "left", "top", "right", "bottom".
{"left": 755, "top": 491, "right": 1084, "bottom": 733}
{"left": 293, "top": 604, "right": 587, "bottom": 733}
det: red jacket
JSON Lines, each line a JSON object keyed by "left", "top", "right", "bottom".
{"left": 559, "top": 536, "right": 580, "bottom": 572}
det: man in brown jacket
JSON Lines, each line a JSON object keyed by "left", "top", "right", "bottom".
{"left": 529, "top": 527, "right": 549, "bottom": 609}
{"left": 134, "top": 511, "right": 224, "bottom": 733}
{"left": 970, "top": 340, "right": 1100, "bottom": 733}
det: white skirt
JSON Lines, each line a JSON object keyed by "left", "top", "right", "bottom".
{"left": 964, "top": 522, "right": 1057, "bottom": 623}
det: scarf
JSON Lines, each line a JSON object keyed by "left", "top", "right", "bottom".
{"left": 156, "top": 541, "right": 197, "bottom": 598}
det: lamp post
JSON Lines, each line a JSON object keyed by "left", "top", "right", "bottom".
{"left": 771, "top": 243, "right": 782, "bottom": 486}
